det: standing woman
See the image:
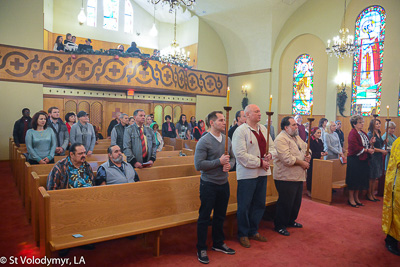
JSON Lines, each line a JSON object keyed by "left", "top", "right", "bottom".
{"left": 176, "top": 114, "right": 190, "bottom": 139}
{"left": 145, "top": 115, "right": 153, "bottom": 127}
{"left": 382, "top": 121, "right": 397, "bottom": 170}
{"left": 150, "top": 122, "right": 164, "bottom": 152}
{"left": 70, "top": 111, "right": 96, "bottom": 155}
{"left": 306, "top": 127, "right": 328, "bottom": 196}
{"left": 161, "top": 115, "right": 176, "bottom": 138}
{"left": 346, "top": 115, "right": 375, "bottom": 207}
{"left": 53, "top": 36, "right": 64, "bottom": 52}
{"left": 65, "top": 112, "right": 76, "bottom": 135}
{"left": 190, "top": 116, "right": 197, "bottom": 130}
{"left": 367, "top": 119, "right": 387, "bottom": 201}
{"left": 25, "top": 111, "right": 56, "bottom": 165}
{"left": 318, "top": 118, "right": 328, "bottom": 141}
{"left": 324, "top": 121, "right": 344, "bottom": 160}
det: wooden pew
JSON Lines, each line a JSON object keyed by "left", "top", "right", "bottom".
{"left": 152, "top": 156, "right": 194, "bottom": 167}
{"left": 38, "top": 172, "right": 278, "bottom": 258}
{"left": 161, "top": 145, "right": 174, "bottom": 151}
{"left": 135, "top": 164, "right": 199, "bottom": 181}
{"left": 311, "top": 159, "right": 347, "bottom": 205}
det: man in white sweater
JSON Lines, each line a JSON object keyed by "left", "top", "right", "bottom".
{"left": 232, "top": 104, "right": 276, "bottom": 248}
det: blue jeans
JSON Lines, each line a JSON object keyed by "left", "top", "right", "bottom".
{"left": 237, "top": 175, "right": 267, "bottom": 238}
{"left": 196, "top": 180, "right": 230, "bottom": 251}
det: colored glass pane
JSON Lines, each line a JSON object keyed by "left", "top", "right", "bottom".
{"left": 124, "top": 0, "right": 133, "bottom": 34}
{"left": 103, "top": 0, "right": 119, "bottom": 31}
{"left": 87, "top": 0, "right": 97, "bottom": 27}
{"left": 292, "top": 54, "right": 314, "bottom": 115}
{"left": 351, "top": 6, "right": 386, "bottom": 116}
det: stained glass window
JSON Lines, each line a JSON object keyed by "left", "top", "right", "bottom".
{"left": 103, "top": 0, "right": 119, "bottom": 31}
{"left": 87, "top": 0, "right": 97, "bottom": 27}
{"left": 351, "top": 6, "right": 386, "bottom": 116}
{"left": 292, "top": 54, "right": 314, "bottom": 115}
{"left": 124, "top": 0, "right": 133, "bottom": 34}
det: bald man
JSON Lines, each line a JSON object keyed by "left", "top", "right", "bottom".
{"left": 232, "top": 104, "right": 276, "bottom": 248}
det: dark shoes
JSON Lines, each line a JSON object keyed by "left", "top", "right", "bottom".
{"left": 275, "top": 227, "right": 290, "bottom": 236}
{"left": 212, "top": 243, "right": 236, "bottom": 255}
{"left": 348, "top": 200, "right": 359, "bottom": 208}
{"left": 197, "top": 250, "right": 209, "bottom": 264}
{"left": 239, "top": 237, "right": 251, "bottom": 248}
{"left": 288, "top": 222, "right": 303, "bottom": 228}
{"left": 249, "top": 233, "right": 267, "bottom": 242}
{"left": 386, "top": 243, "right": 400, "bottom": 256}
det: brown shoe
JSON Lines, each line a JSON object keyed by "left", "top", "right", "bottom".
{"left": 239, "top": 237, "right": 251, "bottom": 248}
{"left": 249, "top": 233, "right": 267, "bottom": 242}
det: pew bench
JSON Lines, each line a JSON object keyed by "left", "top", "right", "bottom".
{"left": 311, "top": 159, "right": 347, "bottom": 205}
{"left": 135, "top": 164, "right": 199, "bottom": 181}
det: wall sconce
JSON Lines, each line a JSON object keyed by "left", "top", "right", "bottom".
{"left": 335, "top": 73, "right": 350, "bottom": 116}
{"left": 241, "top": 85, "right": 249, "bottom": 97}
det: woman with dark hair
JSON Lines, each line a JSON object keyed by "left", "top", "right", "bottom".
{"left": 161, "top": 115, "right": 176, "bottom": 138}
{"left": 65, "top": 112, "right": 76, "bottom": 134}
{"left": 25, "top": 111, "right": 56, "bottom": 165}
{"left": 346, "top": 115, "right": 375, "bottom": 207}
{"left": 151, "top": 122, "right": 164, "bottom": 152}
{"left": 193, "top": 120, "right": 205, "bottom": 141}
{"left": 190, "top": 116, "right": 197, "bottom": 130}
{"left": 176, "top": 114, "right": 190, "bottom": 139}
{"left": 306, "top": 127, "right": 328, "bottom": 196}
{"left": 318, "top": 118, "right": 328, "bottom": 141}
{"left": 367, "top": 118, "right": 387, "bottom": 201}
{"left": 53, "top": 36, "right": 64, "bottom": 52}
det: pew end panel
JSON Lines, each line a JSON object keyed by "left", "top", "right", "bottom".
{"left": 39, "top": 187, "right": 51, "bottom": 258}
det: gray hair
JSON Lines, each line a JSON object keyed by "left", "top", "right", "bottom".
{"left": 350, "top": 115, "right": 363, "bottom": 128}
{"left": 133, "top": 109, "right": 145, "bottom": 117}
{"left": 385, "top": 121, "right": 396, "bottom": 130}
{"left": 335, "top": 120, "right": 342, "bottom": 124}
{"left": 119, "top": 113, "right": 128, "bottom": 119}
{"left": 294, "top": 115, "right": 302, "bottom": 120}
{"left": 107, "top": 145, "right": 120, "bottom": 154}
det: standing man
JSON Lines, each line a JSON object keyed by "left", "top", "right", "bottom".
{"left": 123, "top": 109, "right": 157, "bottom": 169}
{"left": 295, "top": 115, "right": 307, "bottom": 142}
{"left": 47, "top": 107, "right": 69, "bottom": 156}
{"left": 264, "top": 118, "right": 276, "bottom": 141}
{"left": 273, "top": 116, "right": 311, "bottom": 236}
{"left": 13, "top": 108, "right": 32, "bottom": 147}
{"left": 107, "top": 112, "right": 121, "bottom": 138}
{"left": 111, "top": 113, "right": 129, "bottom": 151}
{"left": 232, "top": 104, "right": 276, "bottom": 248}
{"left": 228, "top": 110, "right": 246, "bottom": 140}
{"left": 194, "top": 111, "right": 236, "bottom": 264}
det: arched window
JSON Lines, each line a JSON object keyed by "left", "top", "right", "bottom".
{"left": 87, "top": 0, "right": 97, "bottom": 27}
{"left": 292, "top": 54, "right": 314, "bottom": 115}
{"left": 351, "top": 6, "right": 386, "bottom": 116}
{"left": 124, "top": 0, "right": 133, "bottom": 34}
{"left": 103, "top": 0, "right": 119, "bottom": 31}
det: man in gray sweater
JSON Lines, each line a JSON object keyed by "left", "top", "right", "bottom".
{"left": 194, "top": 111, "right": 236, "bottom": 264}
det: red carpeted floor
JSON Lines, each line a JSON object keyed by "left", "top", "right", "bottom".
{"left": 0, "top": 161, "right": 398, "bottom": 266}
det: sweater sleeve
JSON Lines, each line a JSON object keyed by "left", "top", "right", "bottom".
{"left": 69, "top": 125, "right": 76, "bottom": 145}
{"left": 61, "top": 126, "right": 69, "bottom": 151}
{"left": 194, "top": 137, "right": 221, "bottom": 171}
{"left": 111, "top": 128, "right": 117, "bottom": 146}
{"left": 88, "top": 125, "right": 96, "bottom": 152}
{"left": 25, "top": 130, "right": 41, "bottom": 163}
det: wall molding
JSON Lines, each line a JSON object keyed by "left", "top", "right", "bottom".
{"left": 228, "top": 68, "right": 272, "bottom": 78}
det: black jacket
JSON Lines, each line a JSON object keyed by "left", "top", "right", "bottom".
{"left": 107, "top": 119, "right": 119, "bottom": 137}
{"left": 13, "top": 117, "right": 32, "bottom": 145}
{"left": 162, "top": 122, "right": 176, "bottom": 138}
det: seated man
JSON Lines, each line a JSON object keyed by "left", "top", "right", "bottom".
{"left": 47, "top": 143, "right": 95, "bottom": 190}
{"left": 96, "top": 145, "right": 138, "bottom": 185}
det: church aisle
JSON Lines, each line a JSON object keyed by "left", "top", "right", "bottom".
{"left": 0, "top": 161, "right": 398, "bottom": 266}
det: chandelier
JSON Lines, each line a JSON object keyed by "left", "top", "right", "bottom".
{"left": 326, "top": 0, "right": 356, "bottom": 58}
{"left": 148, "top": 0, "right": 196, "bottom": 13}
{"left": 160, "top": 10, "right": 190, "bottom": 66}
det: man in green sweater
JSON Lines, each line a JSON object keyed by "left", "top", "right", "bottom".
{"left": 194, "top": 111, "right": 236, "bottom": 264}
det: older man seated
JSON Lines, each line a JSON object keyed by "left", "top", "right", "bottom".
{"left": 47, "top": 143, "right": 95, "bottom": 190}
{"left": 96, "top": 145, "right": 138, "bottom": 185}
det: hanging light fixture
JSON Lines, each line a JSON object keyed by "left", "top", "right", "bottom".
{"left": 160, "top": 10, "right": 190, "bottom": 66}
{"left": 148, "top": 0, "right": 196, "bottom": 13}
{"left": 149, "top": 4, "right": 158, "bottom": 37}
{"left": 78, "top": 0, "right": 87, "bottom": 24}
{"left": 326, "top": 0, "right": 356, "bottom": 58}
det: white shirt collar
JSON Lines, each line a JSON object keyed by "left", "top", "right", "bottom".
{"left": 209, "top": 131, "right": 223, "bottom": 143}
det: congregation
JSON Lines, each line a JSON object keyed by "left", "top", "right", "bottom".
{"left": 12, "top": 101, "right": 400, "bottom": 263}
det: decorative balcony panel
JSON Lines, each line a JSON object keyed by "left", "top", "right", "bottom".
{"left": 0, "top": 44, "right": 228, "bottom": 97}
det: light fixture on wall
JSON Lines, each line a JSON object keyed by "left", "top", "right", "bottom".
{"left": 148, "top": 0, "right": 196, "bottom": 13}
{"left": 149, "top": 4, "right": 158, "bottom": 37}
{"left": 335, "top": 73, "right": 350, "bottom": 116}
{"left": 241, "top": 85, "right": 249, "bottom": 97}
{"left": 241, "top": 85, "right": 250, "bottom": 109}
{"left": 78, "top": 0, "right": 87, "bottom": 24}
{"left": 160, "top": 10, "right": 190, "bottom": 65}
{"left": 326, "top": 0, "right": 355, "bottom": 58}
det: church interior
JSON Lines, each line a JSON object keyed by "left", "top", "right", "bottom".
{"left": 1, "top": 0, "right": 400, "bottom": 265}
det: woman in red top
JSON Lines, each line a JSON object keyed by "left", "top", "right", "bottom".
{"left": 193, "top": 120, "right": 206, "bottom": 141}
{"left": 346, "top": 115, "right": 375, "bottom": 208}
{"left": 65, "top": 112, "right": 76, "bottom": 134}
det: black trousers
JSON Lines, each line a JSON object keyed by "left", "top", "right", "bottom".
{"left": 274, "top": 180, "right": 303, "bottom": 229}
{"left": 196, "top": 180, "right": 230, "bottom": 251}
{"left": 28, "top": 158, "right": 54, "bottom": 165}
{"left": 385, "top": 234, "right": 399, "bottom": 246}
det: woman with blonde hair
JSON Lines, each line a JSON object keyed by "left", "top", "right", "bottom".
{"left": 324, "top": 121, "right": 343, "bottom": 160}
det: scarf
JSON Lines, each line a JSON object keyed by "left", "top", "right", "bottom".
{"left": 78, "top": 121, "right": 88, "bottom": 146}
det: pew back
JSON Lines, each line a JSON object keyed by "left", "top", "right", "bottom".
{"left": 135, "top": 164, "right": 199, "bottom": 181}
